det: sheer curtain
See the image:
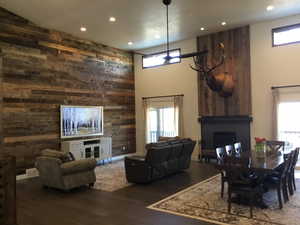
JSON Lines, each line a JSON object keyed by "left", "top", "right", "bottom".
{"left": 272, "top": 88, "right": 280, "bottom": 140}
{"left": 275, "top": 87, "right": 300, "bottom": 146}
{"left": 142, "top": 95, "right": 184, "bottom": 145}
{"left": 174, "top": 95, "right": 184, "bottom": 138}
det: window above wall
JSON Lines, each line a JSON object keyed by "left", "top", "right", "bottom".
{"left": 272, "top": 23, "right": 300, "bottom": 47}
{"left": 142, "top": 48, "right": 181, "bottom": 69}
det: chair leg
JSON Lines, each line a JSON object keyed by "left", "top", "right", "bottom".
{"left": 228, "top": 190, "right": 231, "bottom": 214}
{"left": 288, "top": 176, "right": 294, "bottom": 195}
{"left": 277, "top": 187, "right": 283, "bottom": 209}
{"left": 221, "top": 180, "right": 224, "bottom": 198}
{"left": 249, "top": 194, "right": 253, "bottom": 218}
{"left": 293, "top": 174, "right": 296, "bottom": 190}
{"left": 283, "top": 184, "right": 289, "bottom": 202}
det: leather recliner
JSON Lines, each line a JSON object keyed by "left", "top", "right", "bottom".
{"left": 125, "top": 138, "right": 196, "bottom": 183}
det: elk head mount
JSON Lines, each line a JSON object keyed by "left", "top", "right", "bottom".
{"left": 161, "top": 0, "right": 235, "bottom": 97}
{"left": 189, "top": 43, "right": 235, "bottom": 97}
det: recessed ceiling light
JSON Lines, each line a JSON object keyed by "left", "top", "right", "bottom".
{"left": 128, "top": 41, "right": 133, "bottom": 46}
{"left": 200, "top": 27, "right": 205, "bottom": 31}
{"left": 266, "top": 5, "right": 274, "bottom": 11}
{"left": 80, "top": 27, "right": 87, "bottom": 32}
{"left": 109, "top": 17, "right": 116, "bottom": 22}
{"left": 221, "top": 22, "right": 227, "bottom": 26}
{"left": 155, "top": 34, "right": 161, "bottom": 39}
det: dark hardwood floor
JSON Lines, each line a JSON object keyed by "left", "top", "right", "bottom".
{"left": 16, "top": 162, "right": 218, "bottom": 225}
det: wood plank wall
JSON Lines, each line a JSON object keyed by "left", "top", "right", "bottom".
{"left": 197, "top": 26, "right": 251, "bottom": 116}
{"left": 0, "top": 54, "right": 3, "bottom": 153}
{"left": 0, "top": 7, "right": 136, "bottom": 172}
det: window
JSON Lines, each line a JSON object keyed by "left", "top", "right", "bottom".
{"left": 272, "top": 23, "right": 300, "bottom": 47}
{"left": 142, "top": 49, "right": 181, "bottom": 69}
{"left": 143, "top": 95, "right": 183, "bottom": 144}
{"left": 148, "top": 107, "right": 176, "bottom": 143}
{"left": 278, "top": 102, "right": 300, "bottom": 150}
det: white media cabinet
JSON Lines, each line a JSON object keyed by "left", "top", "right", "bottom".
{"left": 61, "top": 137, "right": 112, "bottom": 163}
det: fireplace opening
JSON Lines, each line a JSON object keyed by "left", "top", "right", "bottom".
{"left": 213, "top": 132, "right": 237, "bottom": 148}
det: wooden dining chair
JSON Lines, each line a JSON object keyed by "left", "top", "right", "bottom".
{"left": 264, "top": 152, "right": 293, "bottom": 208}
{"left": 216, "top": 147, "right": 227, "bottom": 198}
{"left": 225, "top": 145, "right": 235, "bottom": 156}
{"left": 288, "top": 148, "right": 299, "bottom": 195}
{"left": 224, "top": 162, "right": 262, "bottom": 218}
{"left": 266, "top": 140, "right": 285, "bottom": 155}
{"left": 234, "top": 142, "right": 242, "bottom": 155}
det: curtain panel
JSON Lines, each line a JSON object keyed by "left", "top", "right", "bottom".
{"left": 272, "top": 87, "right": 300, "bottom": 140}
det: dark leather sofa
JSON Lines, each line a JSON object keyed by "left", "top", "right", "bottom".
{"left": 125, "top": 138, "right": 196, "bottom": 183}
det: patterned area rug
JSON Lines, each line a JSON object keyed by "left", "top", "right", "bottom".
{"left": 93, "top": 160, "right": 132, "bottom": 192}
{"left": 148, "top": 174, "right": 300, "bottom": 225}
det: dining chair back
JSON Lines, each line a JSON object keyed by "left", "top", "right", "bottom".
{"left": 234, "top": 142, "right": 242, "bottom": 155}
{"left": 216, "top": 147, "right": 226, "bottom": 163}
{"left": 266, "top": 140, "right": 285, "bottom": 155}
{"left": 289, "top": 148, "right": 299, "bottom": 193}
{"left": 281, "top": 152, "right": 293, "bottom": 180}
{"left": 225, "top": 145, "right": 235, "bottom": 156}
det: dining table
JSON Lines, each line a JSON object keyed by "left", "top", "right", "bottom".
{"left": 216, "top": 149, "right": 291, "bottom": 208}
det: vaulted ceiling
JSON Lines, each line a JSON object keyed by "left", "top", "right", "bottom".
{"left": 1, "top": 0, "right": 300, "bottom": 50}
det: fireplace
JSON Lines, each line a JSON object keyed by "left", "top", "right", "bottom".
{"left": 213, "top": 132, "right": 237, "bottom": 148}
{"left": 199, "top": 116, "right": 252, "bottom": 160}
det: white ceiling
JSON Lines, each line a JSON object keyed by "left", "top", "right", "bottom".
{"left": 1, "top": 0, "right": 300, "bottom": 50}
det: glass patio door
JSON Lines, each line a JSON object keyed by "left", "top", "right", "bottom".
{"left": 278, "top": 102, "right": 300, "bottom": 169}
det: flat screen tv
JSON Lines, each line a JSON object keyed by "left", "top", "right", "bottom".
{"left": 60, "top": 105, "right": 104, "bottom": 138}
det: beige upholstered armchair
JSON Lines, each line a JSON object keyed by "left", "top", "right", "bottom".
{"left": 35, "top": 149, "right": 97, "bottom": 191}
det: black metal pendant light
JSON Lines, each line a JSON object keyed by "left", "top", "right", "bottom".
{"left": 163, "top": 0, "right": 172, "bottom": 63}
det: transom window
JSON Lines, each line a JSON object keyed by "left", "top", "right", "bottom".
{"left": 272, "top": 23, "right": 300, "bottom": 47}
{"left": 142, "top": 49, "right": 181, "bottom": 69}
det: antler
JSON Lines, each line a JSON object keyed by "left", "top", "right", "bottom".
{"left": 190, "top": 43, "right": 225, "bottom": 78}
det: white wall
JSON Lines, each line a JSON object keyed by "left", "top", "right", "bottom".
{"left": 134, "top": 39, "right": 200, "bottom": 159}
{"left": 251, "top": 14, "right": 300, "bottom": 142}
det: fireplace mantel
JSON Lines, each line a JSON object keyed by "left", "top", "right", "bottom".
{"left": 199, "top": 116, "right": 253, "bottom": 123}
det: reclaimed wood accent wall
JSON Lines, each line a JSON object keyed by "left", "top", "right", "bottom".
{"left": 0, "top": 7, "right": 135, "bottom": 171}
{"left": 0, "top": 55, "right": 3, "bottom": 152}
{"left": 197, "top": 26, "right": 251, "bottom": 116}
{"left": 0, "top": 156, "right": 16, "bottom": 225}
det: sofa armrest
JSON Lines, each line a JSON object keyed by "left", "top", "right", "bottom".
{"left": 125, "top": 157, "right": 152, "bottom": 183}
{"left": 35, "top": 157, "right": 64, "bottom": 185}
{"left": 61, "top": 159, "right": 97, "bottom": 175}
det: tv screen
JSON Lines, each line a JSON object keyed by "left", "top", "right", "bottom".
{"left": 60, "top": 105, "right": 104, "bottom": 138}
